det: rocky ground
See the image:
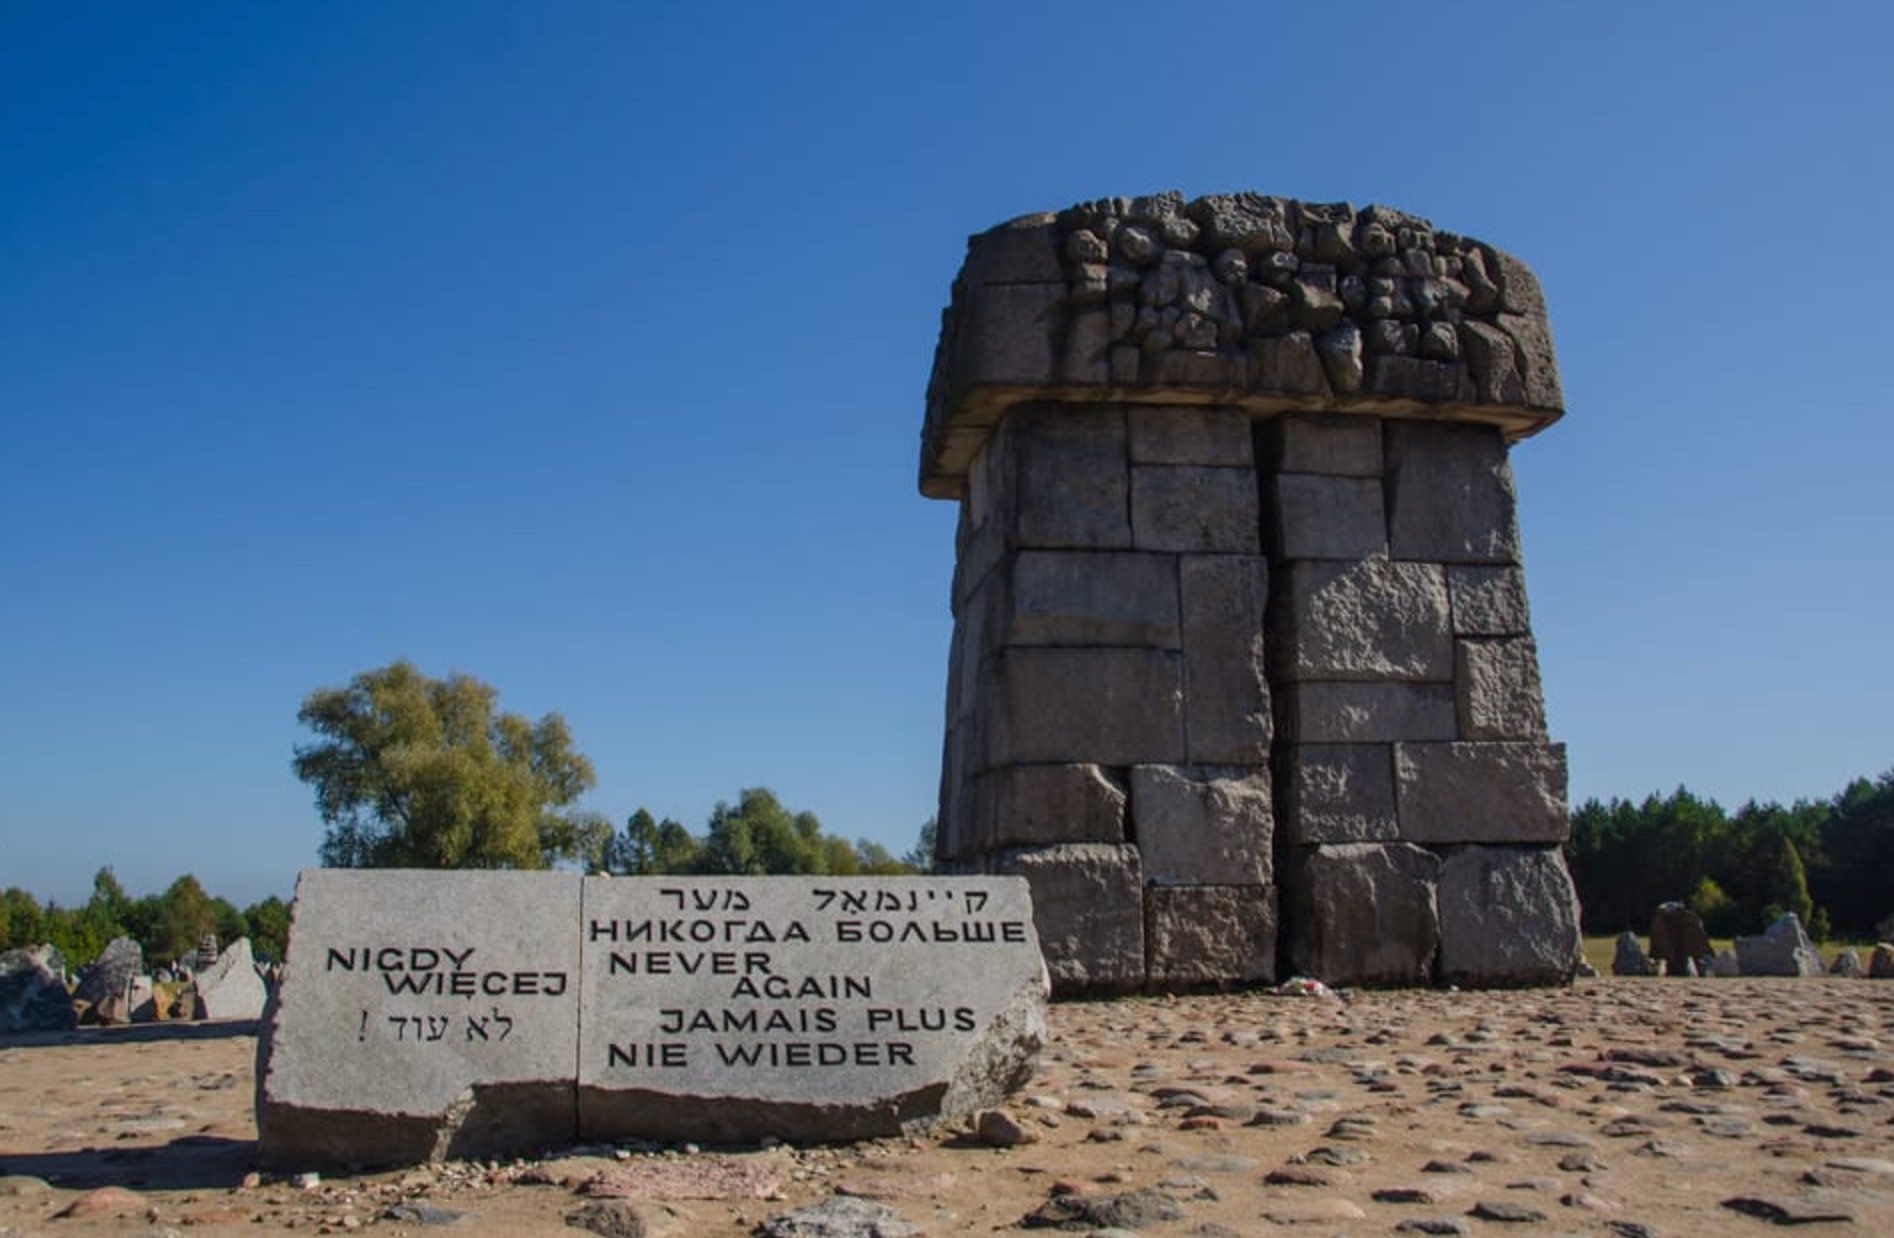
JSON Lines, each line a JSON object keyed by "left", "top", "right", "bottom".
{"left": 0, "top": 978, "right": 1890, "bottom": 1237}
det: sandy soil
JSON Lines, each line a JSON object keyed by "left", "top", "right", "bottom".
{"left": 1, "top": 978, "right": 1890, "bottom": 1237}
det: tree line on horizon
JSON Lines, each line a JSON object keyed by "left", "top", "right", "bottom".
{"left": 1564, "top": 768, "right": 1894, "bottom": 940}
{"left": 0, "top": 869, "right": 290, "bottom": 970}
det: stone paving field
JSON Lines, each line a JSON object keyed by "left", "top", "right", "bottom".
{"left": 1, "top": 979, "right": 1890, "bottom": 1237}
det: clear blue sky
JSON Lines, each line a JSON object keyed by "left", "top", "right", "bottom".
{"left": 5, "top": 3, "right": 1891, "bottom": 909}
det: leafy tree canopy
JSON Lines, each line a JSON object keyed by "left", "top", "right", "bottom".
{"left": 600, "top": 788, "right": 915, "bottom": 877}
{"left": 293, "top": 660, "right": 600, "bottom": 870}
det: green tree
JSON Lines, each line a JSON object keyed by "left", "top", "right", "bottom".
{"left": 1813, "top": 770, "right": 1894, "bottom": 936}
{"left": 293, "top": 660, "right": 598, "bottom": 869}
{"left": 696, "top": 788, "right": 825, "bottom": 875}
{"left": 243, "top": 895, "right": 291, "bottom": 963}
{"left": 150, "top": 874, "right": 218, "bottom": 963}
{"left": 604, "top": 808, "right": 702, "bottom": 875}
{"left": 902, "top": 817, "right": 938, "bottom": 873}
{"left": 1, "top": 885, "right": 45, "bottom": 954}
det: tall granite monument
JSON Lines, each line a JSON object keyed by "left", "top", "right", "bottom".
{"left": 922, "top": 191, "right": 1580, "bottom": 994}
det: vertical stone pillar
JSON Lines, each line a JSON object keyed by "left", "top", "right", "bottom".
{"left": 922, "top": 191, "right": 1578, "bottom": 992}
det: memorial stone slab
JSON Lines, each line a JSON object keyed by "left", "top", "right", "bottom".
{"left": 258, "top": 871, "right": 1047, "bottom": 1165}
{"left": 195, "top": 937, "right": 267, "bottom": 1021}
{"left": 257, "top": 870, "right": 584, "bottom": 1167}
{"left": 577, "top": 876, "right": 1046, "bottom": 1143}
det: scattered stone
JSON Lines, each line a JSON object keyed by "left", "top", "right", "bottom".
{"left": 1722, "top": 1193, "right": 1857, "bottom": 1224}
{"left": 0, "top": 945, "right": 73, "bottom": 1032}
{"left": 1868, "top": 944, "right": 1894, "bottom": 978}
{"left": 1734, "top": 914, "right": 1824, "bottom": 977}
{"left": 53, "top": 1185, "right": 147, "bottom": 1219}
{"left": 1611, "top": 933, "right": 1653, "bottom": 977}
{"left": 1648, "top": 903, "right": 1713, "bottom": 977}
{"left": 386, "top": 1203, "right": 466, "bottom": 1226}
{"left": 194, "top": 936, "right": 267, "bottom": 1020}
{"left": 1257, "top": 1197, "right": 1368, "bottom": 1224}
{"left": 974, "top": 1108, "right": 1035, "bottom": 1147}
{"left": 1469, "top": 1200, "right": 1547, "bottom": 1223}
{"left": 73, "top": 936, "right": 143, "bottom": 1013}
{"left": 581, "top": 1157, "right": 784, "bottom": 1201}
{"left": 757, "top": 1196, "right": 919, "bottom": 1238}
{"left": 1020, "top": 1187, "right": 1184, "bottom": 1230}
{"left": 1396, "top": 1220, "right": 1470, "bottom": 1236}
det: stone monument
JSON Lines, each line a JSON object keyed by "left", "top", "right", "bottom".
{"left": 922, "top": 190, "right": 1579, "bottom": 993}
{"left": 257, "top": 870, "right": 1047, "bottom": 1166}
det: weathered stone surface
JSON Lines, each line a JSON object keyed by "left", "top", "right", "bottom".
{"left": 1613, "top": 932, "right": 1654, "bottom": 977}
{"left": 73, "top": 937, "right": 142, "bottom": 1011}
{"left": 968, "top": 763, "right": 1127, "bottom": 851}
{"left": 1273, "top": 559, "right": 1452, "bottom": 682}
{"left": 1130, "top": 465, "right": 1261, "bottom": 553}
{"left": 1280, "top": 744, "right": 1398, "bottom": 844}
{"left": 1268, "top": 474, "right": 1387, "bottom": 561}
{"left": 1454, "top": 638, "right": 1547, "bottom": 740}
{"left": 1286, "top": 843, "right": 1439, "bottom": 987}
{"left": 1869, "top": 943, "right": 1894, "bottom": 978}
{"left": 992, "top": 845, "right": 1144, "bottom": 995}
{"left": 1179, "top": 555, "right": 1271, "bottom": 763}
{"left": 1008, "top": 408, "right": 1132, "bottom": 550}
{"left": 0, "top": 946, "right": 75, "bottom": 1033}
{"left": 1458, "top": 320, "right": 1525, "bottom": 405}
{"left": 1385, "top": 422, "right": 1521, "bottom": 565}
{"left": 1130, "top": 765, "right": 1273, "bottom": 886}
{"left": 1146, "top": 886, "right": 1277, "bottom": 987}
{"left": 195, "top": 937, "right": 267, "bottom": 1021}
{"left": 1496, "top": 311, "right": 1562, "bottom": 410}
{"left": 997, "top": 550, "right": 1180, "bottom": 649}
{"left": 257, "top": 870, "right": 584, "bottom": 1167}
{"left": 1649, "top": 902, "right": 1715, "bottom": 977}
{"left": 1277, "top": 682, "right": 1458, "bottom": 744}
{"left": 1734, "top": 913, "right": 1824, "bottom": 977}
{"left": 1128, "top": 406, "right": 1253, "bottom": 466}
{"left": 1447, "top": 566, "right": 1531, "bottom": 636}
{"left": 983, "top": 647, "right": 1185, "bottom": 767}
{"left": 579, "top": 877, "right": 1047, "bottom": 1143}
{"left": 947, "top": 282, "right": 1063, "bottom": 391}
{"left": 759, "top": 1195, "right": 920, "bottom": 1238}
{"left": 1262, "top": 413, "right": 1383, "bottom": 477}
{"left": 1393, "top": 742, "right": 1568, "bottom": 844}
{"left": 959, "top": 214, "right": 1064, "bottom": 286}
{"left": 1436, "top": 847, "right": 1580, "bottom": 987}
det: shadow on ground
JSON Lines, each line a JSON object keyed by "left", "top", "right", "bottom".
{"left": 0, "top": 1135, "right": 256, "bottom": 1191}
{"left": 0, "top": 1019, "right": 259, "bottom": 1051}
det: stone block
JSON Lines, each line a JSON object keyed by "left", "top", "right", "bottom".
{"left": 578, "top": 876, "right": 1048, "bottom": 1143}
{"left": 1280, "top": 744, "right": 1398, "bottom": 844}
{"left": 1459, "top": 320, "right": 1525, "bottom": 405}
{"left": 1129, "top": 765, "right": 1273, "bottom": 886}
{"left": 194, "top": 937, "right": 266, "bottom": 1021}
{"left": 950, "top": 282, "right": 1064, "bottom": 390}
{"left": 1146, "top": 887, "right": 1277, "bottom": 987}
{"left": 971, "top": 763, "right": 1127, "bottom": 851}
{"left": 1649, "top": 902, "right": 1715, "bottom": 977}
{"left": 1000, "top": 551, "right": 1180, "bottom": 649}
{"left": 1128, "top": 406, "right": 1254, "bottom": 466}
{"left": 0, "top": 946, "right": 76, "bottom": 1033}
{"left": 1496, "top": 312, "right": 1562, "bottom": 410}
{"left": 1272, "top": 559, "right": 1452, "bottom": 682}
{"left": 1385, "top": 422, "right": 1521, "bottom": 565}
{"left": 960, "top": 215, "right": 1063, "bottom": 285}
{"left": 257, "top": 870, "right": 583, "bottom": 1168}
{"left": 1246, "top": 331, "right": 1329, "bottom": 396}
{"left": 1062, "top": 307, "right": 1111, "bottom": 385}
{"left": 1130, "top": 465, "right": 1261, "bottom": 553}
{"left": 1455, "top": 638, "right": 1547, "bottom": 741}
{"left": 1446, "top": 566, "right": 1531, "bottom": 636}
{"left": 1260, "top": 413, "right": 1383, "bottom": 477}
{"left": 1435, "top": 846, "right": 1581, "bottom": 987}
{"left": 983, "top": 647, "right": 1185, "bottom": 767}
{"left": 993, "top": 845, "right": 1146, "bottom": 996}
{"left": 1276, "top": 682, "right": 1457, "bottom": 744}
{"left": 1366, "top": 355, "right": 1468, "bottom": 403}
{"left": 1007, "top": 408, "right": 1133, "bottom": 550}
{"left": 1268, "top": 474, "right": 1387, "bottom": 561}
{"left": 1733, "top": 913, "right": 1824, "bottom": 977}
{"left": 1393, "top": 742, "right": 1569, "bottom": 844}
{"left": 1179, "top": 555, "right": 1272, "bottom": 763}
{"left": 1285, "top": 843, "right": 1439, "bottom": 987}
{"left": 74, "top": 937, "right": 142, "bottom": 1011}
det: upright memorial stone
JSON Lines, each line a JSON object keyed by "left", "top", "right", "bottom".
{"left": 921, "top": 190, "right": 1581, "bottom": 991}
{"left": 578, "top": 876, "right": 1047, "bottom": 1142}
{"left": 257, "top": 870, "right": 583, "bottom": 1167}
